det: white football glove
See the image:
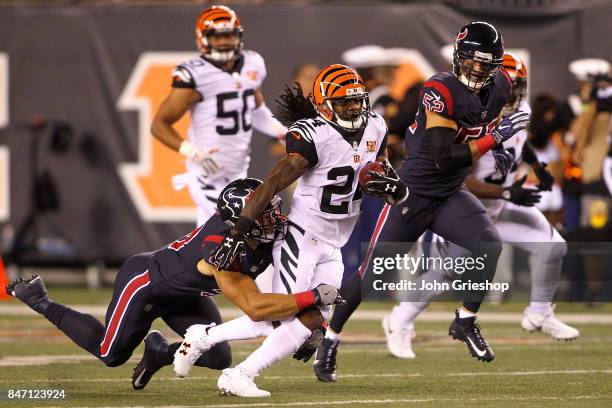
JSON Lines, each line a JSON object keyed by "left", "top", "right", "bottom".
{"left": 179, "top": 140, "right": 222, "bottom": 177}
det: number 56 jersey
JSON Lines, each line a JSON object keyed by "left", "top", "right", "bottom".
{"left": 285, "top": 113, "right": 388, "bottom": 247}
{"left": 172, "top": 51, "right": 266, "bottom": 177}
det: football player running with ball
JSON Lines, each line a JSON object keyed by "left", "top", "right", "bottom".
{"left": 179, "top": 65, "right": 407, "bottom": 397}
{"left": 315, "top": 22, "right": 530, "bottom": 382}
{"left": 6, "top": 178, "right": 341, "bottom": 391}
{"left": 152, "top": 5, "right": 286, "bottom": 226}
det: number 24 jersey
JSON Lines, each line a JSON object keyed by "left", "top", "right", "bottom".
{"left": 285, "top": 113, "right": 388, "bottom": 247}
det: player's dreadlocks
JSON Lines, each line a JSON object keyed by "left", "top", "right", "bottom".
{"left": 275, "top": 82, "right": 318, "bottom": 127}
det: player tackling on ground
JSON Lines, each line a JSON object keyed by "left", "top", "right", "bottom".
{"left": 6, "top": 178, "right": 341, "bottom": 390}
{"left": 152, "top": 5, "right": 286, "bottom": 226}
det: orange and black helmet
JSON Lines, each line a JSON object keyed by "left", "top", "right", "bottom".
{"left": 195, "top": 5, "right": 243, "bottom": 62}
{"left": 311, "top": 64, "right": 370, "bottom": 131}
{"left": 502, "top": 52, "right": 528, "bottom": 114}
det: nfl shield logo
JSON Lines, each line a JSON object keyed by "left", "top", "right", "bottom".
{"left": 366, "top": 140, "right": 377, "bottom": 153}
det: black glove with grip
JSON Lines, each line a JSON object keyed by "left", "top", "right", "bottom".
{"left": 207, "top": 233, "right": 245, "bottom": 271}
{"left": 503, "top": 175, "right": 541, "bottom": 206}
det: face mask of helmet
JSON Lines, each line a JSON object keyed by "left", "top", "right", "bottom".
{"left": 326, "top": 93, "right": 370, "bottom": 132}
{"left": 250, "top": 195, "right": 288, "bottom": 242}
{"left": 455, "top": 55, "right": 501, "bottom": 91}
{"left": 202, "top": 28, "right": 243, "bottom": 63}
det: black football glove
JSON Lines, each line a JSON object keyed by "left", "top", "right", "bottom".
{"left": 594, "top": 85, "right": 612, "bottom": 112}
{"left": 503, "top": 175, "right": 541, "bottom": 207}
{"left": 312, "top": 284, "right": 345, "bottom": 307}
{"left": 491, "top": 111, "right": 530, "bottom": 146}
{"left": 365, "top": 161, "right": 408, "bottom": 205}
{"left": 492, "top": 145, "right": 513, "bottom": 177}
{"left": 533, "top": 162, "right": 554, "bottom": 191}
{"left": 207, "top": 232, "right": 245, "bottom": 271}
{"left": 293, "top": 326, "right": 325, "bottom": 363}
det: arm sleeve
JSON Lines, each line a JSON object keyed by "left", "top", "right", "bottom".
{"left": 285, "top": 123, "right": 319, "bottom": 167}
{"left": 172, "top": 65, "right": 196, "bottom": 89}
{"left": 428, "top": 126, "right": 473, "bottom": 172}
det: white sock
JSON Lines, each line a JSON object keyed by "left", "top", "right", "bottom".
{"left": 458, "top": 307, "right": 477, "bottom": 319}
{"left": 526, "top": 302, "right": 553, "bottom": 315}
{"left": 325, "top": 327, "right": 341, "bottom": 341}
{"left": 207, "top": 315, "right": 274, "bottom": 345}
{"left": 390, "top": 302, "right": 427, "bottom": 327}
{"left": 236, "top": 317, "right": 311, "bottom": 375}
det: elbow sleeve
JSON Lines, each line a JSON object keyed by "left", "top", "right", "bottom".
{"left": 428, "top": 126, "right": 473, "bottom": 171}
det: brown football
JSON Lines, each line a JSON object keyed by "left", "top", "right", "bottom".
{"left": 359, "top": 161, "right": 386, "bottom": 190}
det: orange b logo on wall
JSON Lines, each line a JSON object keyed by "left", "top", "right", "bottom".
{"left": 118, "top": 52, "right": 199, "bottom": 222}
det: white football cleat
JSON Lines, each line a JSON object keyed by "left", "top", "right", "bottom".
{"left": 217, "top": 367, "right": 271, "bottom": 398}
{"left": 382, "top": 315, "right": 416, "bottom": 359}
{"left": 173, "top": 323, "right": 215, "bottom": 377}
{"left": 521, "top": 306, "right": 580, "bottom": 341}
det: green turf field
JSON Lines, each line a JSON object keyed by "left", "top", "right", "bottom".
{"left": 1, "top": 288, "right": 611, "bottom": 407}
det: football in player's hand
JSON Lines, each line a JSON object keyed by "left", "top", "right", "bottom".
{"left": 359, "top": 161, "right": 386, "bottom": 191}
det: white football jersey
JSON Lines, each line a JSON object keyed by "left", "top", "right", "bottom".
{"left": 172, "top": 50, "right": 266, "bottom": 178}
{"left": 286, "top": 113, "right": 388, "bottom": 247}
{"left": 471, "top": 100, "right": 532, "bottom": 189}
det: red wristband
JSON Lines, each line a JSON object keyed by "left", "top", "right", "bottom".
{"left": 294, "top": 291, "right": 315, "bottom": 310}
{"left": 475, "top": 134, "right": 496, "bottom": 155}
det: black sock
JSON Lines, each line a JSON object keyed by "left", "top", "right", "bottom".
{"left": 329, "top": 271, "right": 364, "bottom": 334}
{"left": 44, "top": 302, "right": 105, "bottom": 358}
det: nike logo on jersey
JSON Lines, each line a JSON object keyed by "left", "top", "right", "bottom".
{"left": 467, "top": 337, "right": 487, "bottom": 357}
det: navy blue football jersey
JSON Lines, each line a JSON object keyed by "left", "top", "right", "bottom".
{"left": 147, "top": 214, "right": 273, "bottom": 303}
{"left": 399, "top": 70, "right": 512, "bottom": 197}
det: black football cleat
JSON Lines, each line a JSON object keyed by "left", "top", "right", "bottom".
{"left": 448, "top": 310, "right": 495, "bottom": 362}
{"left": 6, "top": 275, "right": 51, "bottom": 314}
{"left": 313, "top": 338, "right": 339, "bottom": 382}
{"left": 132, "top": 330, "right": 170, "bottom": 390}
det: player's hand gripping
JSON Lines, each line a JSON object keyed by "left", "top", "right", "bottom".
{"left": 312, "top": 284, "right": 345, "bottom": 307}
{"left": 491, "top": 111, "right": 530, "bottom": 146}
{"left": 365, "top": 161, "right": 409, "bottom": 205}
{"left": 207, "top": 232, "right": 245, "bottom": 271}
{"left": 503, "top": 175, "right": 541, "bottom": 206}
{"left": 179, "top": 140, "right": 222, "bottom": 177}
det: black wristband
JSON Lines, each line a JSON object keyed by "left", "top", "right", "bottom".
{"left": 233, "top": 215, "right": 254, "bottom": 235}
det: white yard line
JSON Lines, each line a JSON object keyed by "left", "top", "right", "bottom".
{"left": 1, "top": 304, "right": 612, "bottom": 324}
{"left": 40, "top": 395, "right": 608, "bottom": 408}
{"left": 0, "top": 365, "right": 610, "bottom": 381}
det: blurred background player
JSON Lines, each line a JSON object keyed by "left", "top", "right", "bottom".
{"left": 383, "top": 53, "right": 579, "bottom": 360}
{"left": 151, "top": 5, "right": 286, "bottom": 226}
{"left": 315, "top": 21, "right": 527, "bottom": 381}
{"left": 205, "top": 64, "right": 406, "bottom": 397}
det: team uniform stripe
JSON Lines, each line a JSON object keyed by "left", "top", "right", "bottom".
{"left": 358, "top": 204, "right": 391, "bottom": 278}
{"left": 100, "top": 270, "right": 150, "bottom": 357}
{"left": 279, "top": 269, "right": 293, "bottom": 294}
{"left": 280, "top": 247, "right": 297, "bottom": 281}
{"left": 288, "top": 221, "right": 305, "bottom": 235}
{"left": 423, "top": 80, "right": 454, "bottom": 116}
{"left": 284, "top": 231, "right": 300, "bottom": 260}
